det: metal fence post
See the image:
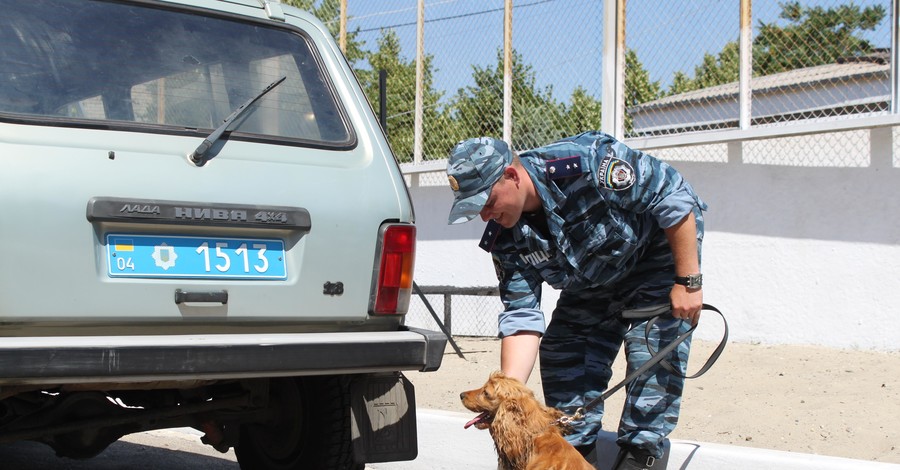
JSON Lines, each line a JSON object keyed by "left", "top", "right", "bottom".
{"left": 443, "top": 293, "right": 452, "bottom": 335}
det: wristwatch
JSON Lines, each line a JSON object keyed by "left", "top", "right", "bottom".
{"left": 674, "top": 273, "right": 703, "bottom": 289}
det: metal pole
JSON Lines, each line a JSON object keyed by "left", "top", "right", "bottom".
{"left": 601, "top": 0, "right": 624, "bottom": 138}
{"left": 892, "top": 0, "right": 899, "bottom": 114}
{"left": 379, "top": 70, "right": 387, "bottom": 136}
{"left": 739, "top": 0, "right": 752, "bottom": 129}
{"left": 414, "top": 0, "right": 425, "bottom": 163}
{"left": 614, "top": 0, "right": 626, "bottom": 138}
{"left": 413, "top": 283, "right": 465, "bottom": 359}
{"left": 339, "top": 0, "right": 347, "bottom": 53}
{"left": 503, "top": 0, "right": 513, "bottom": 144}
{"left": 443, "top": 294, "right": 452, "bottom": 335}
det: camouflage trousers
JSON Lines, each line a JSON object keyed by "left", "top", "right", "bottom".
{"left": 539, "top": 242, "right": 694, "bottom": 458}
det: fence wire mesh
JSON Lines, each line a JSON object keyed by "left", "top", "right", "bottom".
{"left": 278, "top": 1, "right": 899, "bottom": 337}
{"left": 625, "top": 0, "right": 892, "bottom": 139}
{"left": 285, "top": 0, "right": 894, "bottom": 170}
{"left": 337, "top": 0, "right": 605, "bottom": 160}
{"left": 2, "top": 2, "right": 898, "bottom": 347}
{"left": 405, "top": 287, "right": 504, "bottom": 337}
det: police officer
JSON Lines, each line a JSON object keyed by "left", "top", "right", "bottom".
{"left": 446, "top": 131, "right": 706, "bottom": 469}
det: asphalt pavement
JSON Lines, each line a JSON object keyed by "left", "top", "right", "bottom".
{"left": 0, "top": 410, "right": 897, "bottom": 469}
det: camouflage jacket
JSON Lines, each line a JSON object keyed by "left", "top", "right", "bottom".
{"left": 482, "top": 131, "right": 707, "bottom": 337}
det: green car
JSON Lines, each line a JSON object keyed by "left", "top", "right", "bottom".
{"left": 0, "top": 1, "right": 445, "bottom": 468}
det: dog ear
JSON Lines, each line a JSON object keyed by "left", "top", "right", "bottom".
{"left": 492, "top": 398, "right": 531, "bottom": 465}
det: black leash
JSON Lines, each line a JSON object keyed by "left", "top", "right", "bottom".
{"left": 558, "top": 304, "right": 728, "bottom": 424}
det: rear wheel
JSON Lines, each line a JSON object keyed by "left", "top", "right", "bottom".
{"left": 235, "top": 376, "right": 362, "bottom": 470}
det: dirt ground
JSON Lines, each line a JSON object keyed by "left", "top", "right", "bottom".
{"left": 405, "top": 336, "right": 900, "bottom": 464}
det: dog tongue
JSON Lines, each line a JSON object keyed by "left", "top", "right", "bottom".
{"left": 464, "top": 411, "right": 489, "bottom": 429}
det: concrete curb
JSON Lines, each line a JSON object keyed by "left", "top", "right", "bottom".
{"left": 368, "top": 409, "right": 900, "bottom": 470}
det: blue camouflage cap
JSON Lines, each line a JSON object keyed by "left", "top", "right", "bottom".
{"left": 446, "top": 137, "right": 513, "bottom": 225}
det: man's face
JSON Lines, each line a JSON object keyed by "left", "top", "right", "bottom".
{"left": 479, "top": 171, "right": 523, "bottom": 228}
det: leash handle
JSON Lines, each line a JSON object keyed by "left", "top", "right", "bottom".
{"left": 585, "top": 303, "right": 728, "bottom": 411}
{"left": 645, "top": 303, "right": 728, "bottom": 379}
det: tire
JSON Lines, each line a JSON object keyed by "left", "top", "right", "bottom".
{"left": 235, "top": 376, "right": 363, "bottom": 470}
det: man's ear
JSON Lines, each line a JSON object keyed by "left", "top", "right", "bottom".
{"left": 503, "top": 165, "right": 519, "bottom": 182}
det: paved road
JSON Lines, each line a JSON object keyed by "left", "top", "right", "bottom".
{"left": 1, "top": 411, "right": 897, "bottom": 470}
{"left": 0, "top": 427, "right": 239, "bottom": 469}
{"left": 0, "top": 412, "right": 501, "bottom": 470}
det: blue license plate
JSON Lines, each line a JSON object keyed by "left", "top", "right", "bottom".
{"left": 106, "top": 234, "right": 286, "bottom": 280}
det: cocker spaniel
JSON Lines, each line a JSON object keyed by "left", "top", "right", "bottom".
{"left": 460, "top": 371, "right": 595, "bottom": 470}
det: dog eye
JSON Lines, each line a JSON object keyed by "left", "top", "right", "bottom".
{"left": 482, "top": 390, "right": 491, "bottom": 398}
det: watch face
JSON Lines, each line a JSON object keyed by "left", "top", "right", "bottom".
{"left": 688, "top": 274, "right": 702, "bottom": 288}
{"left": 676, "top": 274, "right": 702, "bottom": 288}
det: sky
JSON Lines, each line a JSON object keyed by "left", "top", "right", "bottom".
{"left": 341, "top": 0, "right": 892, "bottom": 104}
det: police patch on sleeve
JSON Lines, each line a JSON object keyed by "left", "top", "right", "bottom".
{"left": 598, "top": 155, "right": 635, "bottom": 191}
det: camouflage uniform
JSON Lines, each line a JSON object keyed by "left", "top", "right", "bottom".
{"left": 470, "top": 131, "right": 706, "bottom": 458}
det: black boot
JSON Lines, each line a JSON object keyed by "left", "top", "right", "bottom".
{"left": 612, "top": 445, "right": 658, "bottom": 470}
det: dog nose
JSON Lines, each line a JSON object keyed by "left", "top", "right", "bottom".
{"left": 459, "top": 392, "right": 465, "bottom": 400}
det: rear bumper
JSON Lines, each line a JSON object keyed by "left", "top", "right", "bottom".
{"left": 0, "top": 327, "right": 447, "bottom": 385}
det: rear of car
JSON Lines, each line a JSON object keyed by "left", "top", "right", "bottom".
{"left": 0, "top": 0, "right": 445, "bottom": 468}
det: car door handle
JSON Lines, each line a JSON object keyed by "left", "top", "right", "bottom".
{"left": 174, "top": 289, "right": 228, "bottom": 304}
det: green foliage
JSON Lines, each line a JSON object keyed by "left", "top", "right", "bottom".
{"left": 286, "top": 2, "right": 887, "bottom": 156}
{"left": 625, "top": 50, "right": 661, "bottom": 106}
{"left": 624, "top": 49, "right": 661, "bottom": 131}
{"left": 447, "top": 48, "right": 569, "bottom": 150}
{"left": 281, "top": 0, "right": 366, "bottom": 65}
{"left": 355, "top": 30, "right": 452, "bottom": 163}
{"left": 563, "top": 86, "right": 602, "bottom": 136}
{"left": 754, "top": 1, "right": 885, "bottom": 74}
{"left": 666, "top": 1, "right": 886, "bottom": 94}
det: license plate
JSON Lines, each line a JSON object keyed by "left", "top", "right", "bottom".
{"left": 106, "top": 234, "right": 286, "bottom": 280}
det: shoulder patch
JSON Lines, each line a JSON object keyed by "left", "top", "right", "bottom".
{"left": 598, "top": 155, "right": 635, "bottom": 191}
{"left": 545, "top": 156, "right": 583, "bottom": 180}
{"left": 479, "top": 220, "right": 502, "bottom": 252}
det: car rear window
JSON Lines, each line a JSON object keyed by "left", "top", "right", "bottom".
{"left": 0, "top": 0, "right": 352, "bottom": 146}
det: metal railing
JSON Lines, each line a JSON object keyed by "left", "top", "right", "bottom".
{"left": 406, "top": 285, "right": 500, "bottom": 340}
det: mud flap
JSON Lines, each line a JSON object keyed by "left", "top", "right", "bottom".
{"left": 350, "top": 373, "right": 417, "bottom": 464}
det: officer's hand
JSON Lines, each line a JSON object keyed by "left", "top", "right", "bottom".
{"left": 670, "top": 285, "right": 702, "bottom": 326}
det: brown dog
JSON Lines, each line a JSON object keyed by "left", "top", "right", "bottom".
{"left": 460, "top": 371, "right": 595, "bottom": 470}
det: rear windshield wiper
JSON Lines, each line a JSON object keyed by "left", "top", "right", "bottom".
{"left": 189, "top": 75, "right": 286, "bottom": 166}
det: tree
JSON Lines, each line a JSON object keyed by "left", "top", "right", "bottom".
{"left": 667, "top": 41, "right": 740, "bottom": 95}
{"left": 356, "top": 29, "right": 450, "bottom": 162}
{"left": 281, "top": 0, "right": 366, "bottom": 66}
{"left": 448, "top": 48, "right": 566, "bottom": 150}
{"left": 562, "top": 86, "right": 602, "bottom": 136}
{"left": 754, "top": 1, "right": 886, "bottom": 74}
{"left": 623, "top": 49, "right": 661, "bottom": 132}
{"left": 666, "top": 1, "right": 886, "bottom": 94}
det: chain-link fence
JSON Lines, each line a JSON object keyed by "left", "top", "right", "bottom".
{"left": 339, "top": 0, "right": 604, "bottom": 161}
{"left": 293, "top": 0, "right": 895, "bottom": 169}
{"left": 405, "top": 285, "right": 503, "bottom": 337}
{"left": 284, "top": 1, "right": 899, "bottom": 338}
{"left": 307, "top": 0, "right": 896, "bottom": 336}
{"left": 626, "top": 1, "right": 891, "bottom": 135}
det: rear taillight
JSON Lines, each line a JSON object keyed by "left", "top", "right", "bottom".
{"left": 371, "top": 224, "right": 416, "bottom": 315}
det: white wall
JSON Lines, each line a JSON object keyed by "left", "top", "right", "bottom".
{"left": 405, "top": 127, "right": 900, "bottom": 351}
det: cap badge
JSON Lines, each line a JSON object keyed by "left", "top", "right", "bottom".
{"left": 448, "top": 175, "right": 459, "bottom": 191}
